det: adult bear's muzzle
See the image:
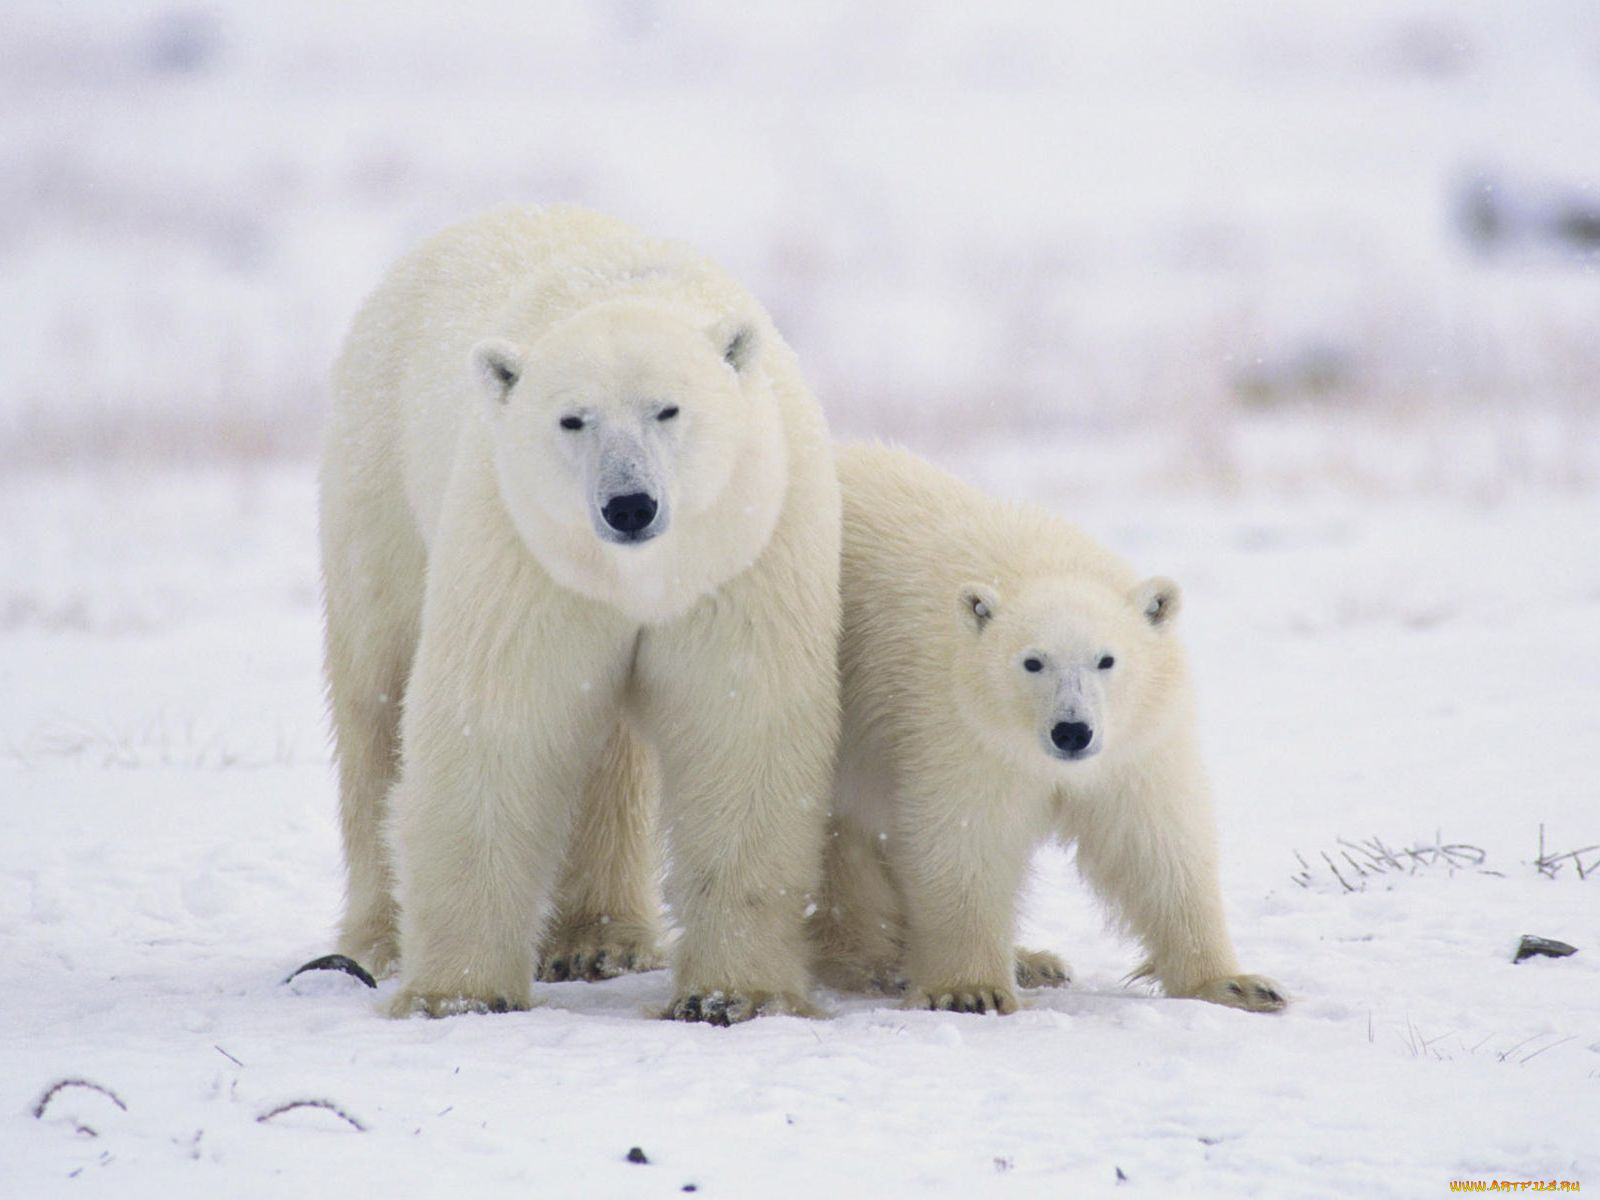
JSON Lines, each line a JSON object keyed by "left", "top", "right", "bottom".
{"left": 601, "top": 491, "right": 660, "bottom": 539}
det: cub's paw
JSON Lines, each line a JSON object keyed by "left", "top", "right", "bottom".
{"left": 385, "top": 988, "right": 530, "bottom": 1019}
{"left": 1190, "top": 974, "right": 1287, "bottom": 1013}
{"left": 904, "top": 983, "right": 1019, "bottom": 1015}
{"left": 664, "top": 990, "right": 817, "bottom": 1026}
{"left": 537, "top": 920, "right": 665, "bottom": 983}
{"left": 1014, "top": 947, "right": 1072, "bottom": 990}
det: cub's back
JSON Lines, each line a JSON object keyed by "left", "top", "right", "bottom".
{"left": 836, "top": 443, "right": 1133, "bottom": 612}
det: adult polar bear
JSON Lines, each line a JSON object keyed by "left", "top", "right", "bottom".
{"left": 321, "top": 205, "right": 840, "bottom": 1021}
{"left": 812, "top": 444, "right": 1283, "bottom": 1015}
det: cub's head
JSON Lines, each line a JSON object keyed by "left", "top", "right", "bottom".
{"left": 470, "top": 297, "right": 763, "bottom": 551}
{"left": 951, "top": 574, "right": 1184, "bottom": 772}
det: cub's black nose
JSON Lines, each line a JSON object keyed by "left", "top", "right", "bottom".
{"left": 1051, "top": 721, "right": 1093, "bottom": 754}
{"left": 601, "top": 492, "right": 658, "bottom": 534}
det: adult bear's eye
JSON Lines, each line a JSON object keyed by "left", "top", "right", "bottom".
{"left": 1024, "top": 657, "right": 1043, "bottom": 673}
{"left": 1098, "top": 655, "right": 1115, "bottom": 670}
{"left": 657, "top": 405, "right": 680, "bottom": 422}
{"left": 559, "top": 415, "right": 585, "bottom": 431}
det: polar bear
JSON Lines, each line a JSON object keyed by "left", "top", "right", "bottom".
{"left": 811, "top": 444, "right": 1284, "bottom": 1015}
{"left": 319, "top": 205, "right": 840, "bottom": 1021}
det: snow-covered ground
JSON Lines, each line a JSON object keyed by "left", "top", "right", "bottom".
{"left": 3, "top": 449, "right": 1597, "bottom": 1197}
{"left": 4, "top": 1, "right": 1600, "bottom": 1195}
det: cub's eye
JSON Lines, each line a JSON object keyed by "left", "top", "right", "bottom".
{"left": 1023, "top": 657, "right": 1044, "bottom": 673}
{"left": 559, "top": 416, "right": 584, "bottom": 431}
{"left": 1098, "top": 655, "right": 1115, "bottom": 670}
{"left": 657, "top": 405, "right": 680, "bottom": 422}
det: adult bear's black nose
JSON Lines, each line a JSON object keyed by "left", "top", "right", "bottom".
{"left": 601, "top": 492, "right": 658, "bottom": 535}
{"left": 1051, "top": 721, "right": 1093, "bottom": 755}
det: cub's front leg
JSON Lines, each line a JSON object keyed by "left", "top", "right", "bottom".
{"left": 1065, "top": 733, "right": 1286, "bottom": 1013}
{"left": 892, "top": 761, "right": 1045, "bottom": 1016}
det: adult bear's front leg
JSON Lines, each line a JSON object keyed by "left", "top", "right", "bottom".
{"left": 637, "top": 565, "right": 839, "bottom": 1024}
{"left": 386, "top": 511, "right": 638, "bottom": 1018}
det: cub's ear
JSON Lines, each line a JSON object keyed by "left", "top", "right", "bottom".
{"left": 709, "top": 317, "right": 759, "bottom": 373}
{"left": 1132, "top": 576, "right": 1182, "bottom": 629}
{"left": 470, "top": 338, "right": 524, "bottom": 414}
{"left": 958, "top": 582, "right": 1000, "bottom": 633}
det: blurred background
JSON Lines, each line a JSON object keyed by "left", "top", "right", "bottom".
{"left": 3, "top": 0, "right": 1598, "bottom": 497}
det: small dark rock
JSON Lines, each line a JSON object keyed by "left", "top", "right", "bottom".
{"left": 682, "top": 1187, "right": 698, "bottom": 1194}
{"left": 1116, "top": 1166, "right": 1128, "bottom": 1183}
{"left": 626, "top": 1146, "right": 649, "bottom": 1165}
{"left": 1514, "top": 935, "right": 1578, "bottom": 964}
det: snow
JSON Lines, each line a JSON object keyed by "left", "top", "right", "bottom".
{"left": 4, "top": 0, "right": 1600, "bottom": 1194}
{"left": 4, "top": 460, "right": 1597, "bottom": 1196}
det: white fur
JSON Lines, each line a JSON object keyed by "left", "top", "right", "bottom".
{"left": 320, "top": 205, "right": 840, "bottom": 1020}
{"left": 812, "top": 444, "right": 1284, "bottom": 1015}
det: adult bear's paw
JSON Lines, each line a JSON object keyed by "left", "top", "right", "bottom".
{"left": 1189, "top": 974, "right": 1287, "bottom": 1013}
{"left": 664, "top": 989, "right": 817, "bottom": 1026}
{"left": 904, "top": 982, "right": 1019, "bottom": 1015}
{"left": 385, "top": 987, "right": 530, "bottom": 1019}
{"left": 1013, "top": 947, "right": 1072, "bottom": 990}
{"left": 537, "top": 919, "right": 666, "bottom": 982}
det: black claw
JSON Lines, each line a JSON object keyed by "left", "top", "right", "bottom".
{"left": 488, "top": 997, "right": 509, "bottom": 1014}
{"left": 549, "top": 958, "right": 570, "bottom": 982}
{"left": 1227, "top": 982, "right": 1245, "bottom": 997}
{"left": 589, "top": 951, "right": 609, "bottom": 979}
{"left": 1262, "top": 988, "right": 1284, "bottom": 1005}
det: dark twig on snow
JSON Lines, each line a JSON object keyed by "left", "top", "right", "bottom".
{"left": 1535, "top": 823, "right": 1600, "bottom": 880}
{"left": 213, "top": 1044, "right": 243, "bottom": 1067}
{"left": 33, "top": 1079, "right": 128, "bottom": 1119}
{"left": 1518, "top": 1035, "right": 1576, "bottom": 1065}
{"left": 1292, "top": 833, "right": 1498, "bottom": 891}
{"left": 1496, "top": 1032, "right": 1545, "bottom": 1064}
{"left": 283, "top": 954, "right": 378, "bottom": 989}
{"left": 256, "top": 1099, "right": 367, "bottom": 1132}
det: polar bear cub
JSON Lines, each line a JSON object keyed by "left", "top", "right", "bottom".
{"left": 320, "top": 206, "right": 840, "bottom": 1021}
{"left": 812, "top": 444, "right": 1284, "bottom": 1015}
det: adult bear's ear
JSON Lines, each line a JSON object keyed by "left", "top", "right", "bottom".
{"left": 1132, "top": 576, "right": 1182, "bottom": 629}
{"left": 958, "top": 582, "right": 999, "bottom": 633}
{"left": 709, "top": 317, "right": 759, "bottom": 373}
{"left": 470, "top": 338, "right": 524, "bottom": 416}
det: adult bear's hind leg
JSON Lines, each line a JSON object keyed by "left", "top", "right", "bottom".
{"left": 537, "top": 724, "right": 667, "bottom": 982}
{"left": 320, "top": 454, "right": 425, "bottom": 980}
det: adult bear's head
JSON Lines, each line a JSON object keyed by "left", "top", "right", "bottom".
{"left": 468, "top": 296, "right": 786, "bottom": 621}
